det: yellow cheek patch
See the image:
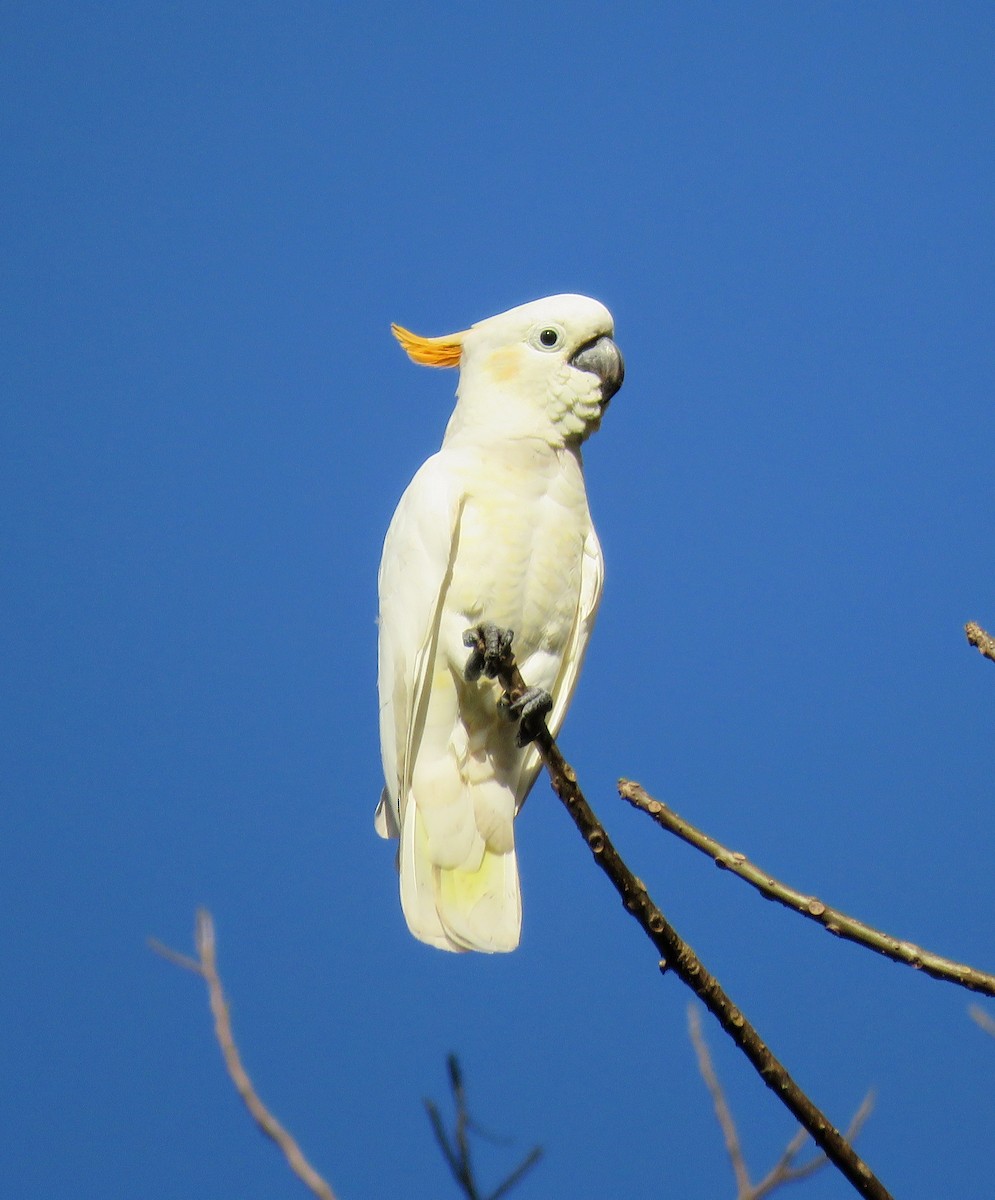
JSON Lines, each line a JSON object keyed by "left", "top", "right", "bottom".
{"left": 486, "top": 346, "right": 521, "bottom": 383}
{"left": 391, "top": 323, "right": 464, "bottom": 368}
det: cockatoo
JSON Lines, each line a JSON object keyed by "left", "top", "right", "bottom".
{"left": 376, "top": 294, "right": 623, "bottom": 952}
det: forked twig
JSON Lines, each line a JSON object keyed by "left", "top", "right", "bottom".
{"left": 424, "top": 1054, "right": 543, "bottom": 1200}
{"left": 618, "top": 780, "right": 995, "bottom": 997}
{"left": 149, "top": 910, "right": 337, "bottom": 1200}
{"left": 689, "top": 1005, "right": 874, "bottom": 1200}
{"left": 468, "top": 629, "right": 893, "bottom": 1200}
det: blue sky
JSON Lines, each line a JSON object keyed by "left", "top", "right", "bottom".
{"left": 3, "top": 3, "right": 994, "bottom": 1197}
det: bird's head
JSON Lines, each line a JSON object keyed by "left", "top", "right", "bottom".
{"left": 392, "top": 294, "right": 624, "bottom": 446}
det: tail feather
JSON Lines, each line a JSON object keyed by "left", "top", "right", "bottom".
{"left": 391, "top": 696, "right": 526, "bottom": 953}
{"left": 399, "top": 804, "right": 461, "bottom": 951}
{"left": 397, "top": 781, "right": 523, "bottom": 954}
{"left": 436, "top": 846, "right": 521, "bottom": 952}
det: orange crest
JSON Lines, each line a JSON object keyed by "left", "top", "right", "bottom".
{"left": 391, "top": 323, "right": 465, "bottom": 368}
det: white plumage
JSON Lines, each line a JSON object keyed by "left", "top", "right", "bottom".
{"left": 376, "top": 294, "right": 623, "bottom": 952}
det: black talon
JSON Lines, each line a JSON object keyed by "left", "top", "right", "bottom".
{"left": 463, "top": 623, "right": 514, "bottom": 682}
{"left": 506, "top": 686, "right": 553, "bottom": 747}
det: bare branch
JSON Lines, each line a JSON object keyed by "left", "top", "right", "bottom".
{"left": 425, "top": 1098, "right": 467, "bottom": 1189}
{"left": 965, "top": 622, "right": 995, "bottom": 664}
{"left": 150, "top": 910, "right": 337, "bottom": 1200}
{"left": 147, "top": 937, "right": 204, "bottom": 976}
{"left": 687, "top": 1005, "right": 750, "bottom": 1197}
{"left": 969, "top": 1004, "right": 995, "bottom": 1037}
{"left": 424, "top": 1054, "right": 542, "bottom": 1200}
{"left": 618, "top": 780, "right": 995, "bottom": 998}
{"left": 467, "top": 629, "right": 893, "bottom": 1200}
{"left": 689, "top": 1001, "right": 874, "bottom": 1200}
{"left": 487, "top": 1147, "right": 544, "bottom": 1200}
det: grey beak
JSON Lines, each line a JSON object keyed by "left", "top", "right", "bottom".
{"left": 571, "top": 335, "right": 625, "bottom": 403}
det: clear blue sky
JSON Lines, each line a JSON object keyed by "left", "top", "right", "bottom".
{"left": 3, "top": 4, "right": 994, "bottom": 1198}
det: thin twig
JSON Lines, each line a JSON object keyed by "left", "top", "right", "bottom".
{"left": 965, "top": 622, "right": 995, "bottom": 664}
{"left": 687, "top": 1005, "right": 750, "bottom": 1196}
{"left": 618, "top": 780, "right": 995, "bottom": 998}
{"left": 469, "top": 629, "right": 893, "bottom": 1200}
{"left": 424, "top": 1054, "right": 543, "bottom": 1200}
{"left": 426, "top": 1099, "right": 468, "bottom": 1191}
{"left": 754, "top": 1127, "right": 813, "bottom": 1199}
{"left": 969, "top": 1004, "right": 995, "bottom": 1037}
{"left": 487, "top": 1147, "right": 544, "bottom": 1200}
{"left": 150, "top": 910, "right": 337, "bottom": 1200}
{"left": 689, "top": 1003, "right": 874, "bottom": 1200}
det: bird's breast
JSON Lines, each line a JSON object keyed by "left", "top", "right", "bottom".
{"left": 448, "top": 442, "right": 591, "bottom": 659}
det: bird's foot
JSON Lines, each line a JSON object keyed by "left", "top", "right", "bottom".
{"left": 464, "top": 625, "right": 551, "bottom": 745}
{"left": 463, "top": 624, "right": 514, "bottom": 683}
{"left": 503, "top": 686, "right": 553, "bottom": 747}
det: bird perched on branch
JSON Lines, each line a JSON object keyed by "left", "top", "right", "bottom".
{"left": 376, "top": 294, "right": 623, "bottom": 952}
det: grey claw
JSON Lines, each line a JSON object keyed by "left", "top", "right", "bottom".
{"left": 463, "top": 629, "right": 485, "bottom": 682}
{"left": 463, "top": 624, "right": 514, "bottom": 682}
{"left": 507, "top": 686, "right": 553, "bottom": 747}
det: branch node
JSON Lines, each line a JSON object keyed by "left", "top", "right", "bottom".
{"left": 965, "top": 621, "right": 995, "bottom": 664}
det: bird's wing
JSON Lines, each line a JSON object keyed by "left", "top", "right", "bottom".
{"left": 516, "top": 522, "right": 604, "bottom": 803}
{"left": 551, "top": 522, "right": 604, "bottom": 735}
{"left": 376, "top": 452, "right": 464, "bottom": 839}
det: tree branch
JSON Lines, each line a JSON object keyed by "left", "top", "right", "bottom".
{"left": 618, "top": 780, "right": 995, "bottom": 998}
{"left": 467, "top": 630, "right": 893, "bottom": 1200}
{"left": 149, "top": 911, "right": 337, "bottom": 1200}
{"left": 965, "top": 621, "right": 995, "bottom": 664}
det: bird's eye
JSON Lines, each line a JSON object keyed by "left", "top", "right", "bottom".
{"left": 529, "top": 323, "right": 566, "bottom": 353}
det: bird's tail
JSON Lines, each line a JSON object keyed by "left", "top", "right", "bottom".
{"left": 399, "top": 795, "right": 522, "bottom": 953}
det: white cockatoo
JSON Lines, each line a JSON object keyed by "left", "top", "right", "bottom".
{"left": 376, "top": 294, "right": 623, "bottom": 952}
